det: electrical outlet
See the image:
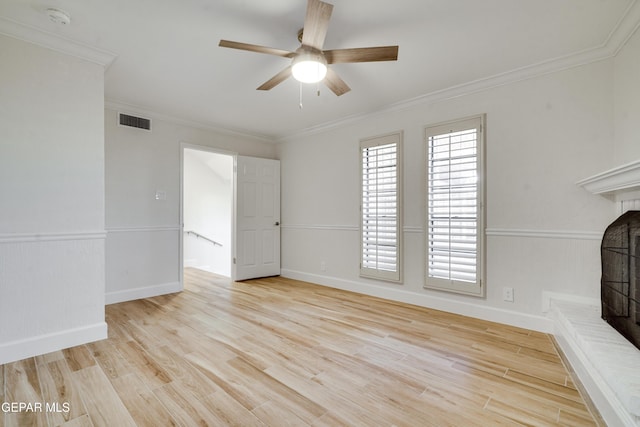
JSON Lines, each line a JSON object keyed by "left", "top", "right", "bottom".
{"left": 503, "top": 287, "right": 514, "bottom": 302}
{"left": 320, "top": 261, "right": 326, "bottom": 272}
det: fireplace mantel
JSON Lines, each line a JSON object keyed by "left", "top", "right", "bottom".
{"left": 577, "top": 159, "right": 640, "bottom": 199}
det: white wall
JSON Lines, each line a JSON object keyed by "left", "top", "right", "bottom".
{"left": 614, "top": 27, "right": 640, "bottom": 164}
{"left": 277, "top": 59, "right": 616, "bottom": 332}
{"left": 104, "top": 108, "right": 275, "bottom": 303}
{"left": 183, "top": 149, "right": 233, "bottom": 276}
{"left": 0, "top": 35, "right": 107, "bottom": 364}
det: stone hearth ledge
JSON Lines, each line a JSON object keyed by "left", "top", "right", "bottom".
{"left": 550, "top": 299, "right": 640, "bottom": 426}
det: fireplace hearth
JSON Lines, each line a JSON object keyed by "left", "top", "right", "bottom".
{"left": 601, "top": 210, "right": 640, "bottom": 350}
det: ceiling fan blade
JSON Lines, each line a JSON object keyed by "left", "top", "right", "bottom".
{"left": 324, "top": 68, "right": 350, "bottom": 96}
{"left": 219, "top": 40, "right": 295, "bottom": 58}
{"left": 301, "top": 0, "right": 333, "bottom": 51}
{"left": 324, "top": 46, "right": 399, "bottom": 64}
{"left": 257, "top": 66, "right": 292, "bottom": 91}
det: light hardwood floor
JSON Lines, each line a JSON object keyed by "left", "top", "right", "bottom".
{"left": 1, "top": 268, "right": 603, "bottom": 426}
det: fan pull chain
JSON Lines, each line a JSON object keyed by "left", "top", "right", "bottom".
{"left": 317, "top": 81, "right": 320, "bottom": 97}
{"left": 299, "top": 82, "right": 303, "bottom": 109}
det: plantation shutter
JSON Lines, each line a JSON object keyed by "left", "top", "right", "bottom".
{"left": 360, "top": 132, "right": 403, "bottom": 282}
{"left": 425, "top": 117, "right": 484, "bottom": 296}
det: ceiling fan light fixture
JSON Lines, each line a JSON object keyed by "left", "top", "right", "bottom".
{"left": 291, "top": 52, "right": 327, "bottom": 84}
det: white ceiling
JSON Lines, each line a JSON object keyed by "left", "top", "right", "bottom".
{"left": 0, "top": 0, "right": 637, "bottom": 141}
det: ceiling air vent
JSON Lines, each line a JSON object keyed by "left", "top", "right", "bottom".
{"left": 118, "top": 113, "right": 151, "bottom": 131}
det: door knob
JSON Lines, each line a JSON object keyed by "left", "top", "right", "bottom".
{"left": 275, "top": 221, "right": 280, "bottom": 226}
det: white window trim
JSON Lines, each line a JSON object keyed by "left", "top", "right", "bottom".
{"left": 424, "top": 115, "right": 485, "bottom": 297}
{"left": 359, "top": 131, "right": 403, "bottom": 283}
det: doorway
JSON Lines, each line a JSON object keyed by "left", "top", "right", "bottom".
{"left": 181, "top": 146, "right": 234, "bottom": 278}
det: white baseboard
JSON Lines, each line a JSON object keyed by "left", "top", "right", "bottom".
{"left": 0, "top": 322, "right": 107, "bottom": 365}
{"left": 281, "top": 269, "right": 553, "bottom": 333}
{"left": 105, "top": 281, "right": 183, "bottom": 305}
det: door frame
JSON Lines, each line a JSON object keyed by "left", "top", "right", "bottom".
{"left": 179, "top": 142, "right": 237, "bottom": 289}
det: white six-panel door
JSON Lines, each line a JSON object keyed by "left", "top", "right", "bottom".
{"left": 234, "top": 156, "right": 281, "bottom": 281}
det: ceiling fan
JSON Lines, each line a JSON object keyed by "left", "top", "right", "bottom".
{"left": 218, "top": 0, "right": 399, "bottom": 96}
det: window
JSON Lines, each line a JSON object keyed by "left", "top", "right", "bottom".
{"left": 425, "top": 116, "right": 484, "bottom": 296}
{"left": 360, "top": 132, "right": 403, "bottom": 282}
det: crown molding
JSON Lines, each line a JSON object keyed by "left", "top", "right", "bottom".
{"left": 0, "top": 17, "right": 116, "bottom": 67}
{"left": 276, "top": 0, "right": 640, "bottom": 142}
{"left": 277, "top": 46, "right": 613, "bottom": 142}
{"left": 5, "top": 1, "right": 636, "bottom": 142}
{"left": 607, "top": 0, "right": 640, "bottom": 56}
{"left": 105, "top": 99, "right": 277, "bottom": 144}
{"left": 0, "top": 17, "right": 275, "bottom": 143}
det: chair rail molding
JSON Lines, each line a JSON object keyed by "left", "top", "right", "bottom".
{"left": 485, "top": 228, "right": 602, "bottom": 241}
{"left": 0, "top": 230, "right": 106, "bottom": 244}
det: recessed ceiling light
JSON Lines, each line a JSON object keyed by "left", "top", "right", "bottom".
{"left": 45, "top": 8, "right": 71, "bottom": 26}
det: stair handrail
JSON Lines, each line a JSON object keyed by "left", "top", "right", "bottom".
{"left": 184, "top": 230, "right": 223, "bottom": 247}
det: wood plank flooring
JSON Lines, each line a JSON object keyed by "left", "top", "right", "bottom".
{"left": 1, "top": 268, "right": 604, "bottom": 426}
